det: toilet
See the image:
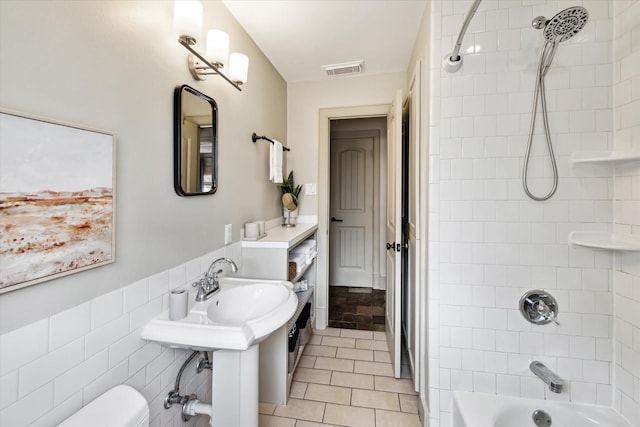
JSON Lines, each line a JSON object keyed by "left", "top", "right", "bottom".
{"left": 59, "top": 385, "right": 149, "bottom": 427}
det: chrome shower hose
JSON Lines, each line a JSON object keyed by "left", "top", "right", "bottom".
{"left": 523, "top": 41, "right": 559, "bottom": 201}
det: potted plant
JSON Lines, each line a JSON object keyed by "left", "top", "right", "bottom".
{"left": 280, "top": 171, "right": 303, "bottom": 227}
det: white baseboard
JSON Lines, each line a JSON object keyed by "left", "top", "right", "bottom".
{"left": 328, "top": 276, "right": 386, "bottom": 289}
{"left": 419, "top": 396, "right": 429, "bottom": 426}
{"left": 373, "top": 274, "right": 386, "bottom": 290}
{"left": 329, "top": 283, "right": 371, "bottom": 288}
{"left": 314, "top": 307, "right": 327, "bottom": 330}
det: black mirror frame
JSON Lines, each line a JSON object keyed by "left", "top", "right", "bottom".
{"left": 174, "top": 84, "right": 218, "bottom": 197}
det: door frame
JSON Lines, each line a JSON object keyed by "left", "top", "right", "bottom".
{"left": 406, "top": 60, "right": 422, "bottom": 393}
{"left": 385, "top": 90, "right": 403, "bottom": 378}
{"left": 317, "top": 105, "right": 389, "bottom": 330}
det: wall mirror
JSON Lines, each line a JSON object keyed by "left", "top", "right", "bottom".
{"left": 174, "top": 85, "right": 218, "bottom": 196}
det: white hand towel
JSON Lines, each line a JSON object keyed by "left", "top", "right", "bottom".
{"left": 270, "top": 140, "right": 283, "bottom": 183}
{"left": 269, "top": 142, "right": 275, "bottom": 182}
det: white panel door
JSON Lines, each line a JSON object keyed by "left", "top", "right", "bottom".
{"left": 182, "top": 119, "right": 199, "bottom": 193}
{"left": 385, "top": 90, "right": 403, "bottom": 378}
{"left": 329, "top": 135, "right": 374, "bottom": 286}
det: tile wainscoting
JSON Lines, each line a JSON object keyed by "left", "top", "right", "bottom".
{"left": 0, "top": 243, "right": 242, "bottom": 427}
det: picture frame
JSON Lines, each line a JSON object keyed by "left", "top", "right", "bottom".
{"left": 0, "top": 109, "right": 116, "bottom": 293}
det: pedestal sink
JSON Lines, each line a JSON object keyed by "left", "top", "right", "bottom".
{"left": 141, "top": 277, "right": 298, "bottom": 427}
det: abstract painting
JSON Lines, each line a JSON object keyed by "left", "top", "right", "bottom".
{"left": 0, "top": 110, "right": 115, "bottom": 293}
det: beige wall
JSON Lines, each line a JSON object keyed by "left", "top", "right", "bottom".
{"left": 0, "top": 0, "right": 287, "bottom": 334}
{"left": 286, "top": 72, "right": 406, "bottom": 215}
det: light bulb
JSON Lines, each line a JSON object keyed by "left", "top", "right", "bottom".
{"left": 206, "top": 30, "right": 229, "bottom": 67}
{"left": 229, "top": 53, "right": 249, "bottom": 84}
{"left": 173, "top": 0, "right": 203, "bottom": 41}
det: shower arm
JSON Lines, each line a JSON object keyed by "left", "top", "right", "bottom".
{"left": 442, "top": 0, "right": 483, "bottom": 73}
{"left": 451, "top": 0, "right": 483, "bottom": 61}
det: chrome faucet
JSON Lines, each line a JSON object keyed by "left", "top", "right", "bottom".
{"left": 193, "top": 257, "right": 238, "bottom": 302}
{"left": 530, "top": 361, "right": 563, "bottom": 393}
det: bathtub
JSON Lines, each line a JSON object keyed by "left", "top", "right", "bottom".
{"left": 452, "top": 391, "right": 633, "bottom": 427}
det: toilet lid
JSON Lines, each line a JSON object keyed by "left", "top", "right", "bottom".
{"left": 58, "top": 385, "right": 149, "bottom": 427}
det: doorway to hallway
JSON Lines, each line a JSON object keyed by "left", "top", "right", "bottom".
{"left": 318, "top": 97, "right": 415, "bottom": 385}
{"left": 328, "top": 117, "right": 388, "bottom": 332}
{"left": 328, "top": 117, "right": 386, "bottom": 291}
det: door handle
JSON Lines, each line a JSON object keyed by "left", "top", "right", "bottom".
{"left": 386, "top": 242, "right": 404, "bottom": 252}
{"left": 331, "top": 217, "right": 344, "bottom": 222}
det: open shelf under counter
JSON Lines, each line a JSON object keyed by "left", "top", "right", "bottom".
{"left": 242, "top": 221, "right": 318, "bottom": 406}
{"left": 291, "top": 259, "right": 315, "bottom": 283}
{"left": 286, "top": 286, "right": 314, "bottom": 332}
{"left": 569, "top": 151, "right": 640, "bottom": 167}
{"left": 285, "top": 287, "right": 314, "bottom": 392}
{"left": 569, "top": 231, "right": 640, "bottom": 251}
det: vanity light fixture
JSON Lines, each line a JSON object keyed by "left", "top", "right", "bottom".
{"left": 174, "top": 0, "right": 248, "bottom": 91}
{"left": 228, "top": 53, "right": 249, "bottom": 84}
{"left": 206, "top": 29, "right": 229, "bottom": 67}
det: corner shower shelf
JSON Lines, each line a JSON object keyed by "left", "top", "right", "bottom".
{"left": 570, "top": 151, "right": 640, "bottom": 167}
{"left": 569, "top": 231, "right": 640, "bottom": 251}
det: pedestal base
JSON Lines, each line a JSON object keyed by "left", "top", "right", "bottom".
{"left": 211, "top": 345, "right": 259, "bottom": 427}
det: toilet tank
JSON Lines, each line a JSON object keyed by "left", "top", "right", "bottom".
{"left": 59, "top": 385, "right": 149, "bottom": 427}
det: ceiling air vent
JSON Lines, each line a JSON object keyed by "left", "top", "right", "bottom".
{"left": 322, "top": 61, "right": 364, "bottom": 77}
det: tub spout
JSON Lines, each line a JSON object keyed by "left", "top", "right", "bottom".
{"left": 530, "top": 361, "right": 563, "bottom": 393}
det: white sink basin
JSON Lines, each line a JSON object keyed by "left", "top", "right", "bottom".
{"left": 142, "top": 277, "right": 297, "bottom": 351}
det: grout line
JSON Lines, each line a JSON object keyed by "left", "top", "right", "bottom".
{"left": 320, "top": 394, "right": 327, "bottom": 424}
{"left": 287, "top": 333, "right": 419, "bottom": 424}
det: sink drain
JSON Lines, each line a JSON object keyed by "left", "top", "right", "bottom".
{"left": 532, "top": 409, "right": 552, "bottom": 426}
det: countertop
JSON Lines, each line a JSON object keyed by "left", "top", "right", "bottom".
{"left": 241, "top": 222, "right": 318, "bottom": 249}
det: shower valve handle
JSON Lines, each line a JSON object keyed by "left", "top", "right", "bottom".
{"left": 537, "top": 300, "right": 560, "bottom": 325}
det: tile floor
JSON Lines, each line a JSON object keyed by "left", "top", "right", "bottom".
{"left": 328, "top": 286, "right": 386, "bottom": 331}
{"left": 259, "top": 328, "right": 421, "bottom": 427}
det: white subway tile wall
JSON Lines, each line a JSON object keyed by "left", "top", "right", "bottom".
{"left": 430, "top": 0, "right": 639, "bottom": 426}
{"left": 0, "top": 244, "right": 239, "bottom": 427}
{"left": 612, "top": 1, "right": 640, "bottom": 426}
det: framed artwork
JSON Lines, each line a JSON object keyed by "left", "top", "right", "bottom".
{"left": 0, "top": 110, "right": 115, "bottom": 293}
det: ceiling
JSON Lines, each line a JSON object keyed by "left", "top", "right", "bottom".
{"left": 222, "top": 0, "right": 427, "bottom": 83}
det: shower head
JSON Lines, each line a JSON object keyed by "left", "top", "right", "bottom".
{"left": 532, "top": 6, "right": 589, "bottom": 43}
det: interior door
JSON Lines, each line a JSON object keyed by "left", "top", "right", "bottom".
{"left": 385, "top": 90, "right": 403, "bottom": 378}
{"left": 406, "top": 61, "right": 421, "bottom": 392}
{"left": 181, "top": 119, "right": 199, "bottom": 193}
{"left": 329, "top": 134, "right": 374, "bottom": 286}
